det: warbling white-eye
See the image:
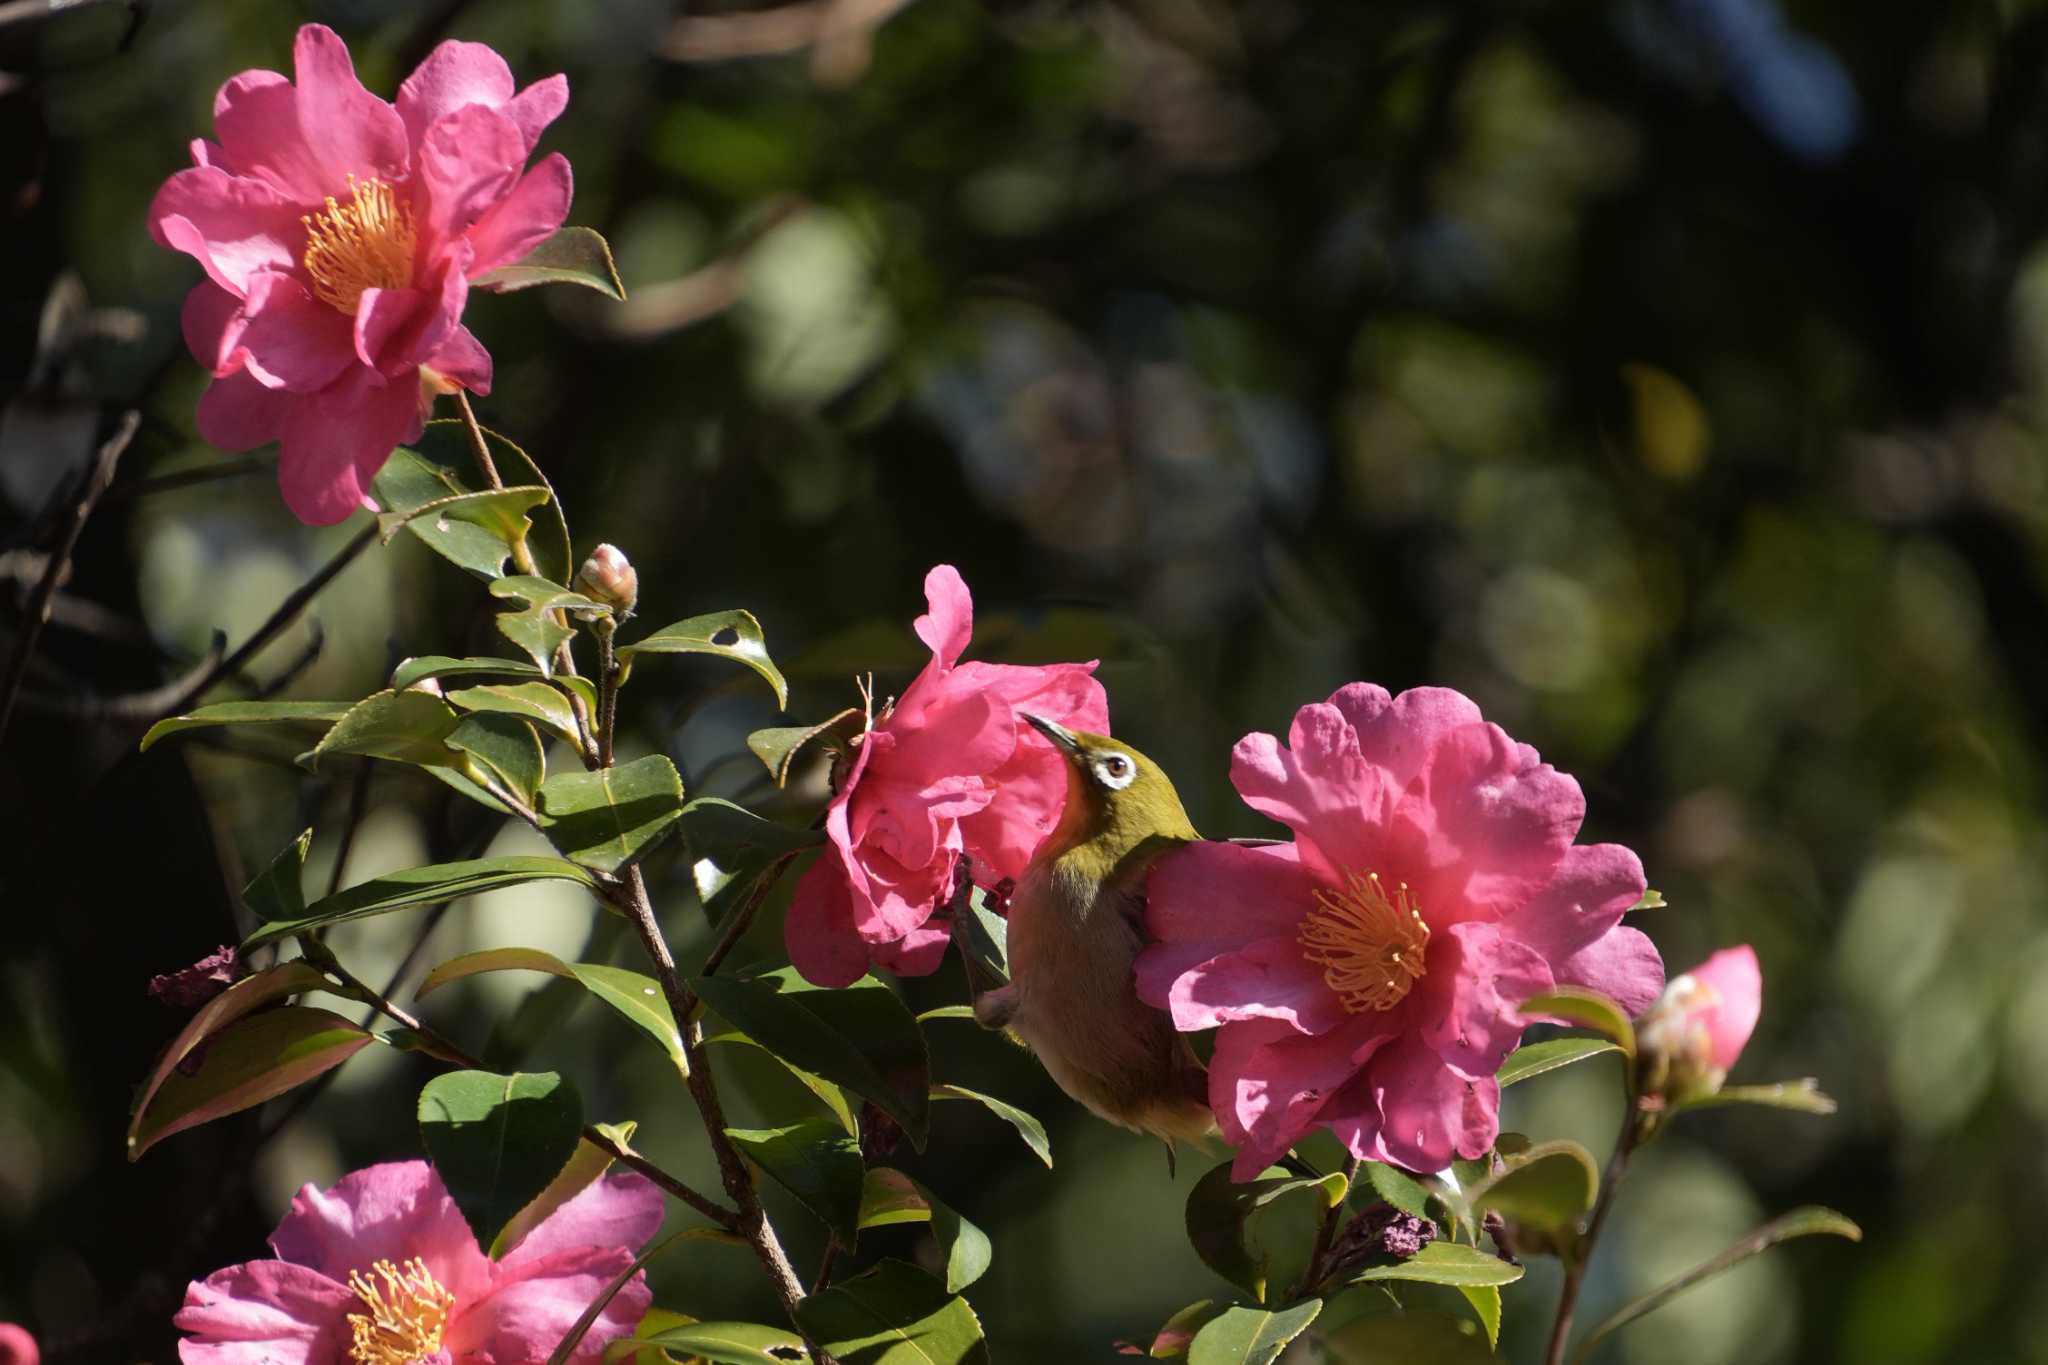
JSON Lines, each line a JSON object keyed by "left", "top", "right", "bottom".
{"left": 972, "top": 715, "right": 1215, "bottom": 1144}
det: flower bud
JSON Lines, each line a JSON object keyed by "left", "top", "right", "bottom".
{"left": 1637, "top": 945, "right": 1762, "bottom": 1104}
{"left": 576, "top": 543, "right": 638, "bottom": 617}
{"left": 0, "top": 1322, "right": 40, "bottom": 1365}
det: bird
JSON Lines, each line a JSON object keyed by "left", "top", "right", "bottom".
{"left": 972, "top": 714, "right": 1216, "bottom": 1146}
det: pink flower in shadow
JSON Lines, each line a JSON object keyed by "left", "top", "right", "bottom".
{"left": 785, "top": 565, "right": 1109, "bottom": 987}
{"left": 1136, "top": 684, "right": 1665, "bottom": 1177}
{"left": 149, "top": 25, "right": 572, "bottom": 523}
{"left": 175, "top": 1161, "right": 661, "bottom": 1365}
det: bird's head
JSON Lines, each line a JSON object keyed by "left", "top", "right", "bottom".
{"left": 1024, "top": 714, "right": 1197, "bottom": 873}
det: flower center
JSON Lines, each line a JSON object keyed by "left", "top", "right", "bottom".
{"left": 1298, "top": 870, "right": 1431, "bottom": 1013}
{"left": 345, "top": 1257, "right": 455, "bottom": 1365}
{"left": 302, "top": 176, "right": 416, "bottom": 315}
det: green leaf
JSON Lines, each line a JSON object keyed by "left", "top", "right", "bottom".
{"left": 1568, "top": 1207, "right": 1861, "bottom": 1364}
{"left": 679, "top": 797, "right": 824, "bottom": 865}
{"left": 244, "top": 856, "right": 599, "bottom": 948}
{"left": 1466, "top": 1140, "right": 1599, "bottom": 1237}
{"left": 1352, "top": 1241, "right": 1524, "bottom": 1288}
{"left": 310, "top": 689, "right": 460, "bottom": 769}
{"left": 127, "top": 962, "right": 344, "bottom": 1158}
{"left": 1185, "top": 1300, "right": 1322, "bottom": 1365}
{"left": 373, "top": 445, "right": 520, "bottom": 580}
{"left": 449, "top": 682, "right": 584, "bottom": 746}
{"left": 402, "top": 421, "right": 575, "bottom": 582}
{"left": 619, "top": 610, "right": 788, "bottom": 709}
{"left": 1362, "top": 1162, "right": 1433, "bottom": 1219}
{"left": 391, "top": 655, "right": 549, "bottom": 690}
{"left": 140, "top": 701, "right": 351, "bottom": 752}
{"left": 1185, "top": 1161, "right": 1343, "bottom": 1302}
{"left": 1518, "top": 988, "right": 1636, "bottom": 1060}
{"left": 930, "top": 1084, "right": 1051, "bottom": 1168}
{"left": 547, "top": 1229, "right": 748, "bottom": 1365}
{"left": 1457, "top": 1286, "right": 1501, "bottom": 1350}
{"left": 447, "top": 713, "right": 545, "bottom": 807}
{"left": 1324, "top": 1311, "right": 1501, "bottom": 1364}
{"left": 490, "top": 1123, "right": 635, "bottom": 1259}
{"left": 957, "top": 891, "right": 1009, "bottom": 983}
{"left": 1629, "top": 888, "right": 1667, "bottom": 911}
{"left": 726, "top": 1118, "right": 864, "bottom": 1242}
{"left": 377, "top": 485, "right": 550, "bottom": 568}
{"left": 690, "top": 969, "right": 930, "bottom": 1148}
{"left": 1497, "top": 1037, "right": 1623, "bottom": 1089}
{"left": 1674, "top": 1078, "right": 1838, "bottom": 1116}
{"left": 419, "top": 948, "right": 686, "bottom": 1079}
{"left": 129, "top": 1005, "right": 375, "bottom": 1157}
{"left": 539, "top": 754, "right": 687, "bottom": 874}
{"left": 794, "top": 1259, "right": 989, "bottom": 1365}
{"left": 699, "top": 1030, "right": 857, "bottom": 1134}
{"left": 243, "top": 828, "right": 313, "bottom": 921}
{"left": 746, "top": 708, "right": 862, "bottom": 786}
{"left": 418, "top": 1069, "right": 585, "bottom": 1250}
{"left": 916, "top": 1005, "right": 977, "bottom": 1024}
{"left": 1141, "top": 1301, "right": 1222, "bottom": 1358}
{"left": 493, "top": 574, "right": 611, "bottom": 615}
{"left": 475, "top": 225, "right": 626, "bottom": 301}
{"left": 856, "top": 1169, "right": 993, "bottom": 1294}
{"left": 624, "top": 1322, "right": 810, "bottom": 1365}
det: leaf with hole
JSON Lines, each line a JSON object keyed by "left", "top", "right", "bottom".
{"left": 1185, "top": 1300, "right": 1322, "bottom": 1365}
{"left": 727, "top": 1118, "right": 864, "bottom": 1242}
{"left": 129, "top": 1005, "right": 375, "bottom": 1158}
{"left": 418, "top": 1069, "right": 584, "bottom": 1250}
{"left": 420, "top": 948, "right": 685, "bottom": 1079}
{"left": 1497, "top": 1037, "right": 1622, "bottom": 1089}
{"left": 476, "top": 225, "right": 626, "bottom": 300}
{"left": 140, "top": 701, "right": 351, "bottom": 752}
{"left": 619, "top": 610, "right": 787, "bottom": 709}
{"left": 244, "top": 856, "right": 598, "bottom": 948}
{"left": 689, "top": 969, "right": 929, "bottom": 1149}
{"left": 793, "top": 1259, "right": 989, "bottom": 1364}
{"left": 539, "top": 755, "right": 687, "bottom": 874}
{"left": 856, "top": 1169, "right": 991, "bottom": 1293}
{"left": 931, "top": 1085, "right": 1050, "bottom": 1168}
{"left": 373, "top": 445, "right": 522, "bottom": 579}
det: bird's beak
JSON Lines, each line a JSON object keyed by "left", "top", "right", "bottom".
{"left": 1023, "top": 713, "right": 1083, "bottom": 758}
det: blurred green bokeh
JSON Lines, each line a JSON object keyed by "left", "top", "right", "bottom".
{"left": 4, "top": 0, "right": 2045, "bottom": 1361}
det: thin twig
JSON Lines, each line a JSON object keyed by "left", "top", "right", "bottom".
{"left": 1296, "top": 1155, "right": 1363, "bottom": 1299}
{"left": 1542, "top": 1098, "right": 1642, "bottom": 1365}
{"left": 327, "top": 760, "right": 375, "bottom": 898}
{"left": 160, "top": 522, "right": 378, "bottom": 715}
{"left": 812, "top": 1232, "right": 841, "bottom": 1293}
{"left": 697, "top": 850, "right": 802, "bottom": 984}
{"left": 0, "top": 409, "right": 138, "bottom": 747}
{"left": 14, "top": 634, "right": 223, "bottom": 720}
{"left": 105, "top": 451, "right": 278, "bottom": 503}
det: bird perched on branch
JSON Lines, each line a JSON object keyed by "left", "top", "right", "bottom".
{"left": 973, "top": 715, "right": 1215, "bottom": 1145}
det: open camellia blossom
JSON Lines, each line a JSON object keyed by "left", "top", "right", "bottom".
{"left": 1136, "top": 684, "right": 1666, "bottom": 1177}
{"left": 149, "top": 25, "right": 571, "bottom": 524}
{"left": 175, "top": 1161, "right": 660, "bottom": 1365}
{"left": 1639, "top": 944, "right": 1762, "bottom": 1085}
{"left": 785, "top": 565, "right": 1110, "bottom": 987}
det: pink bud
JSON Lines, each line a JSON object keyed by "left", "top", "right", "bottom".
{"left": 1637, "top": 944, "right": 1763, "bottom": 1102}
{"left": 576, "top": 543, "right": 638, "bottom": 616}
{"left": 0, "top": 1323, "right": 40, "bottom": 1365}
{"left": 1686, "top": 945, "right": 1762, "bottom": 1070}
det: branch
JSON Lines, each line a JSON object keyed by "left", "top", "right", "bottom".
{"left": 1542, "top": 1097, "right": 1642, "bottom": 1365}
{"left": 0, "top": 409, "right": 138, "bottom": 747}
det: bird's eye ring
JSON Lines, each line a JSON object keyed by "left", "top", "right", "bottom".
{"left": 1094, "top": 752, "right": 1136, "bottom": 790}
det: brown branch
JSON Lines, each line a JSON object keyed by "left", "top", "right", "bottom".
{"left": 0, "top": 409, "right": 137, "bottom": 747}
{"left": 1542, "top": 1098, "right": 1643, "bottom": 1365}
{"left": 104, "top": 450, "right": 278, "bottom": 503}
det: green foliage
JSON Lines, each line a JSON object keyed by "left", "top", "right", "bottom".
{"left": 1465, "top": 1141, "right": 1600, "bottom": 1244}
{"left": 1135, "top": 1301, "right": 1223, "bottom": 1358}
{"left": 447, "top": 712, "right": 545, "bottom": 806}
{"left": 690, "top": 969, "right": 931, "bottom": 1147}
{"left": 929, "top": 1084, "right": 1050, "bottom": 1167}
{"left": 621, "top": 1321, "right": 811, "bottom": 1365}
{"left": 139, "top": 701, "right": 351, "bottom": 752}
{"left": 1517, "top": 988, "right": 1637, "bottom": 1061}
{"left": 699, "top": 1030, "right": 858, "bottom": 1134}
{"left": 417, "top": 1069, "right": 585, "bottom": 1250}
{"left": 128, "top": 1005, "right": 375, "bottom": 1158}
{"left": 308, "top": 688, "right": 460, "bottom": 769}
{"left": 373, "top": 446, "right": 529, "bottom": 580}
{"left": 448, "top": 681, "right": 585, "bottom": 746}
{"left": 618, "top": 609, "right": 789, "bottom": 709}
{"left": 419, "top": 948, "right": 686, "bottom": 1079}
{"left": 490, "top": 1124, "right": 636, "bottom": 1259}
{"left": 1497, "top": 1037, "right": 1623, "bottom": 1088}
{"left": 1362, "top": 1162, "right": 1434, "bottom": 1219}
{"left": 1184, "top": 1300, "right": 1322, "bottom": 1365}
{"left": 539, "top": 754, "right": 687, "bottom": 873}
{"left": 390, "top": 655, "right": 549, "bottom": 690}
{"left": 1350, "top": 1241, "right": 1523, "bottom": 1288}
{"left": 727, "top": 1118, "right": 864, "bottom": 1241}
{"left": 747, "top": 707, "right": 863, "bottom": 786}
{"left": 1185, "top": 1161, "right": 1346, "bottom": 1302}
{"left": 490, "top": 576, "right": 609, "bottom": 672}
{"left": 1323, "top": 1313, "right": 1500, "bottom": 1364}
{"left": 475, "top": 226, "right": 627, "bottom": 301}
{"left": 1675, "top": 1078, "right": 1838, "bottom": 1116}
{"left": 793, "top": 1260, "right": 989, "bottom": 1364}
{"left": 243, "top": 856, "right": 598, "bottom": 948}
{"left": 857, "top": 1168, "right": 993, "bottom": 1293}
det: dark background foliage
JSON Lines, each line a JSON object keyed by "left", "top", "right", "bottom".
{"left": 4, "top": 0, "right": 2044, "bottom": 1360}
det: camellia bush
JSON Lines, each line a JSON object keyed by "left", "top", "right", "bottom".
{"left": 112, "top": 25, "right": 1859, "bottom": 1365}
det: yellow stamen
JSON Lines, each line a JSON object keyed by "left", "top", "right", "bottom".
{"left": 302, "top": 175, "right": 416, "bottom": 315}
{"left": 1298, "top": 870, "right": 1431, "bottom": 1013}
{"left": 345, "top": 1257, "right": 455, "bottom": 1365}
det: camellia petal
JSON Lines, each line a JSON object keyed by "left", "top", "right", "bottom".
{"left": 174, "top": 1261, "right": 356, "bottom": 1365}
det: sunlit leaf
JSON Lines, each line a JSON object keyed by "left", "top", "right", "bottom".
{"left": 309, "top": 689, "right": 460, "bottom": 769}
{"left": 447, "top": 712, "right": 544, "bottom": 806}
{"left": 1185, "top": 1161, "right": 1341, "bottom": 1302}
{"left": 621, "top": 1320, "right": 809, "bottom": 1365}
{"left": 448, "top": 682, "right": 584, "bottom": 746}
{"left": 377, "top": 486, "right": 549, "bottom": 570}
{"left": 1362, "top": 1162, "right": 1433, "bottom": 1219}
{"left": 794, "top": 1259, "right": 989, "bottom": 1365}
{"left": 1465, "top": 1140, "right": 1598, "bottom": 1237}
{"left": 539, "top": 754, "right": 687, "bottom": 874}
{"left": 1674, "top": 1078, "right": 1838, "bottom": 1116}
{"left": 419, "top": 948, "right": 685, "bottom": 1079}
{"left": 619, "top": 610, "right": 788, "bottom": 709}
{"left": 699, "top": 1030, "right": 857, "bottom": 1134}
{"left": 140, "top": 701, "right": 351, "bottom": 752}
{"left": 418, "top": 1069, "right": 584, "bottom": 1249}
{"left": 373, "top": 446, "right": 518, "bottom": 580}
{"left": 727, "top": 1118, "right": 864, "bottom": 1242}
{"left": 1497, "top": 1037, "right": 1622, "bottom": 1089}
{"left": 244, "top": 856, "right": 598, "bottom": 948}
{"left": 129, "top": 1005, "right": 374, "bottom": 1157}
{"left": 390, "top": 655, "right": 548, "bottom": 690}
{"left": 1517, "top": 988, "right": 1636, "bottom": 1059}
{"left": 1350, "top": 1241, "right": 1523, "bottom": 1288}
{"left": 476, "top": 226, "right": 627, "bottom": 301}
{"left": 1184, "top": 1300, "right": 1321, "bottom": 1365}
{"left": 856, "top": 1169, "right": 992, "bottom": 1294}
{"left": 1457, "top": 1285, "right": 1501, "bottom": 1350}
{"left": 746, "top": 707, "right": 862, "bottom": 786}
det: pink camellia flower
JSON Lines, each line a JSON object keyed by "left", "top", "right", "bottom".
{"left": 149, "top": 25, "right": 571, "bottom": 524}
{"left": 785, "top": 565, "right": 1110, "bottom": 987}
{"left": 1135, "top": 684, "right": 1666, "bottom": 1177}
{"left": 175, "top": 1161, "right": 660, "bottom": 1365}
{"left": 1638, "top": 944, "right": 1762, "bottom": 1094}
{"left": 0, "top": 1322, "right": 38, "bottom": 1365}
